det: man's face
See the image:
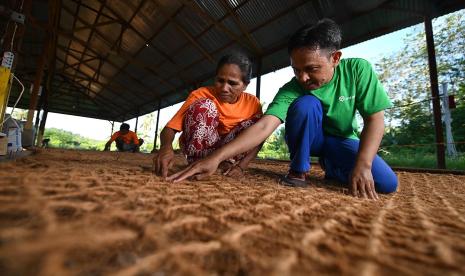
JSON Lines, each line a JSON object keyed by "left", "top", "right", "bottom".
{"left": 120, "top": 129, "right": 129, "bottom": 135}
{"left": 290, "top": 47, "right": 341, "bottom": 90}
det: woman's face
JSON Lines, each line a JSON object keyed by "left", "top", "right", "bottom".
{"left": 214, "top": 63, "right": 247, "bottom": 104}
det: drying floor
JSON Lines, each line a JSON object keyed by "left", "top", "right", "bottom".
{"left": 1, "top": 149, "right": 465, "bottom": 275}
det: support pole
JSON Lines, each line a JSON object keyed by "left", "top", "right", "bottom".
{"left": 135, "top": 115, "right": 139, "bottom": 133}
{"left": 25, "top": 31, "right": 50, "bottom": 130}
{"left": 255, "top": 58, "right": 262, "bottom": 100}
{"left": 34, "top": 73, "right": 47, "bottom": 143}
{"left": 441, "top": 83, "right": 457, "bottom": 158}
{"left": 33, "top": 107, "right": 41, "bottom": 131}
{"left": 424, "top": 16, "right": 445, "bottom": 169}
{"left": 37, "top": 109, "right": 48, "bottom": 146}
{"left": 24, "top": 37, "right": 49, "bottom": 133}
{"left": 110, "top": 121, "right": 114, "bottom": 136}
{"left": 36, "top": 71, "right": 53, "bottom": 147}
{"left": 35, "top": 0, "right": 60, "bottom": 147}
{"left": 153, "top": 100, "right": 161, "bottom": 151}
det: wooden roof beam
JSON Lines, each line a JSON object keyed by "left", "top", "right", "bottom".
{"left": 218, "top": 0, "right": 262, "bottom": 55}
{"left": 58, "top": 70, "right": 129, "bottom": 115}
{"left": 69, "top": 0, "right": 119, "bottom": 21}
{"left": 74, "top": 18, "right": 121, "bottom": 32}
{"left": 58, "top": 56, "right": 134, "bottom": 104}
{"left": 180, "top": 0, "right": 259, "bottom": 55}
{"left": 68, "top": 1, "right": 106, "bottom": 83}
{"left": 95, "top": 2, "right": 189, "bottom": 90}
{"left": 63, "top": 56, "right": 99, "bottom": 70}
{"left": 59, "top": 5, "right": 177, "bottom": 93}
{"left": 151, "top": 0, "right": 215, "bottom": 63}
{"left": 95, "top": 0, "right": 177, "bottom": 65}
{"left": 55, "top": 30, "right": 163, "bottom": 101}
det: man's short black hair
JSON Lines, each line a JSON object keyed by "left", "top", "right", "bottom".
{"left": 216, "top": 52, "right": 253, "bottom": 84}
{"left": 288, "top": 18, "right": 342, "bottom": 54}
{"left": 120, "top": 123, "right": 130, "bottom": 131}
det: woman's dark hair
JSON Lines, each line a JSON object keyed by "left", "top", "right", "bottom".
{"left": 120, "top": 123, "right": 130, "bottom": 131}
{"left": 288, "top": 18, "right": 342, "bottom": 54}
{"left": 216, "top": 53, "right": 253, "bottom": 84}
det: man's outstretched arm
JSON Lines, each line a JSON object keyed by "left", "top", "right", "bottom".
{"left": 167, "top": 115, "right": 282, "bottom": 182}
{"left": 351, "top": 110, "right": 385, "bottom": 200}
{"left": 104, "top": 140, "right": 112, "bottom": 151}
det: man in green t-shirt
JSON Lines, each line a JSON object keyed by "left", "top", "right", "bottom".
{"left": 168, "top": 18, "right": 397, "bottom": 200}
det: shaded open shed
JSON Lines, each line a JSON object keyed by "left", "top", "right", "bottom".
{"left": 1, "top": 0, "right": 464, "bottom": 167}
{"left": 4, "top": 0, "right": 464, "bottom": 121}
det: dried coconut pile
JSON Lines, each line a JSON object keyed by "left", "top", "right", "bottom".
{"left": 0, "top": 149, "right": 464, "bottom": 275}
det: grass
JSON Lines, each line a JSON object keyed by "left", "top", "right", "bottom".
{"left": 258, "top": 149, "right": 465, "bottom": 171}
{"left": 380, "top": 152, "right": 465, "bottom": 170}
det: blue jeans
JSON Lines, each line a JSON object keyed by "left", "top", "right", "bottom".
{"left": 285, "top": 95, "right": 397, "bottom": 193}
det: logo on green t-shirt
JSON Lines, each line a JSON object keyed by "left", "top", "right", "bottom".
{"left": 338, "top": 95, "right": 355, "bottom": 102}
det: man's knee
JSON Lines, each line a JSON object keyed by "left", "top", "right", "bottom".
{"left": 288, "top": 95, "right": 322, "bottom": 117}
{"left": 375, "top": 170, "right": 398, "bottom": 194}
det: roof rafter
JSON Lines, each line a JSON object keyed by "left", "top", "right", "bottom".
{"left": 69, "top": 0, "right": 106, "bottom": 83}
{"left": 180, "top": 0, "right": 258, "bottom": 55}
{"left": 54, "top": 73, "right": 118, "bottom": 117}
{"left": 151, "top": 0, "right": 215, "bottom": 63}
{"left": 60, "top": 3, "right": 177, "bottom": 95}
{"left": 69, "top": 0, "right": 119, "bottom": 21}
{"left": 55, "top": 28, "right": 157, "bottom": 102}
{"left": 57, "top": 70, "right": 128, "bottom": 116}
{"left": 218, "top": 0, "right": 262, "bottom": 55}
{"left": 96, "top": 2, "right": 190, "bottom": 87}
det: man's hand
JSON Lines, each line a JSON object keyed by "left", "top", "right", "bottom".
{"left": 166, "top": 155, "right": 221, "bottom": 182}
{"left": 350, "top": 164, "right": 379, "bottom": 200}
{"left": 153, "top": 147, "right": 175, "bottom": 178}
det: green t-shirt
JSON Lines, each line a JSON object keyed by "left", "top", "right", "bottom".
{"left": 265, "top": 58, "right": 391, "bottom": 139}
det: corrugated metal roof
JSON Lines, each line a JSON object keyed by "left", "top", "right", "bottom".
{"left": 6, "top": 0, "right": 465, "bottom": 121}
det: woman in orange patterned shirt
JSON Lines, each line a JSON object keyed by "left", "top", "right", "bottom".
{"left": 153, "top": 53, "right": 262, "bottom": 179}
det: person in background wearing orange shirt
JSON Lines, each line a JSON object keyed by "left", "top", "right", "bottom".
{"left": 153, "top": 53, "right": 262, "bottom": 179}
{"left": 104, "top": 123, "right": 143, "bottom": 152}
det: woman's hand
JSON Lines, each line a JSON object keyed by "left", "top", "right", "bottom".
{"left": 153, "top": 147, "right": 175, "bottom": 179}
{"left": 167, "top": 155, "right": 221, "bottom": 182}
{"left": 223, "top": 164, "right": 244, "bottom": 177}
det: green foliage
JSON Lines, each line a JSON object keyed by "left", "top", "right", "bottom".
{"left": 43, "top": 128, "right": 106, "bottom": 150}
{"left": 376, "top": 10, "right": 465, "bottom": 167}
{"left": 257, "top": 11, "right": 465, "bottom": 168}
{"left": 379, "top": 147, "right": 465, "bottom": 170}
{"left": 258, "top": 126, "right": 290, "bottom": 160}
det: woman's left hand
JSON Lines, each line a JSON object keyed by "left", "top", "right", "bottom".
{"left": 167, "top": 155, "right": 221, "bottom": 182}
{"left": 224, "top": 165, "right": 244, "bottom": 177}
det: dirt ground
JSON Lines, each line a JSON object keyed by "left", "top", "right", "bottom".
{"left": 0, "top": 149, "right": 464, "bottom": 275}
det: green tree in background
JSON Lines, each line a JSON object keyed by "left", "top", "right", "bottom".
{"left": 257, "top": 10, "right": 464, "bottom": 168}
{"left": 376, "top": 10, "right": 465, "bottom": 154}
{"left": 44, "top": 128, "right": 106, "bottom": 150}
{"left": 137, "top": 113, "right": 155, "bottom": 152}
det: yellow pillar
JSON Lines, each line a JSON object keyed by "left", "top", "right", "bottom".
{"left": 0, "top": 67, "right": 12, "bottom": 128}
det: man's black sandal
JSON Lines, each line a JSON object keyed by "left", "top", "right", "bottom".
{"left": 279, "top": 174, "right": 309, "bottom": 187}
